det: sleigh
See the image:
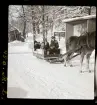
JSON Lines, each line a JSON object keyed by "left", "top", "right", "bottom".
{"left": 33, "top": 46, "right": 81, "bottom": 63}
{"left": 44, "top": 47, "right": 81, "bottom": 63}
{"left": 44, "top": 54, "right": 64, "bottom": 63}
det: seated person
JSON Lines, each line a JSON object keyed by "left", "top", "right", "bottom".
{"left": 44, "top": 39, "right": 49, "bottom": 55}
{"left": 49, "top": 36, "right": 60, "bottom": 55}
{"left": 34, "top": 40, "right": 41, "bottom": 51}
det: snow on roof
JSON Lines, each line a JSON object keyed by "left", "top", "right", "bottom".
{"left": 8, "top": 24, "right": 21, "bottom": 32}
{"left": 62, "top": 15, "right": 96, "bottom": 23}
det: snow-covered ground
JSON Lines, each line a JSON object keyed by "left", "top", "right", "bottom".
{"left": 8, "top": 34, "right": 95, "bottom": 99}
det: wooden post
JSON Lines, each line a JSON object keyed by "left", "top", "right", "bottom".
{"left": 59, "top": 33, "right": 60, "bottom": 41}
{"left": 65, "top": 23, "right": 74, "bottom": 51}
{"left": 87, "top": 19, "right": 96, "bottom": 32}
{"left": 95, "top": 56, "right": 97, "bottom": 97}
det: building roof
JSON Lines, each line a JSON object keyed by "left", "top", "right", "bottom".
{"left": 62, "top": 15, "right": 96, "bottom": 25}
{"left": 8, "top": 24, "right": 20, "bottom": 32}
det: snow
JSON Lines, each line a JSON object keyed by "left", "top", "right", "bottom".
{"left": 8, "top": 40, "right": 32, "bottom": 54}
{"left": 8, "top": 33, "right": 95, "bottom": 99}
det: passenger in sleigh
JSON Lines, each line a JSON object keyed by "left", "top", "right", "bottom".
{"left": 49, "top": 36, "right": 60, "bottom": 55}
{"left": 34, "top": 40, "right": 41, "bottom": 51}
{"left": 44, "top": 39, "right": 50, "bottom": 55}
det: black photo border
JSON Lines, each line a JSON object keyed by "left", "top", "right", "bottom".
{"left": 0, "top": 0, "right": 96, "bottom": 104}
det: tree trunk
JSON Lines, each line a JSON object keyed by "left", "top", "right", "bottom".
{"left": 35, "top": 21, "right": 40, "bottom": 35}
{"left": 59, "top": 34, "right": 60, "bottom": 41}
{"left": 23, "top": 21, "right": 26, "bottom": 39}
{"left": 88, "top": 6, "right": 91, "bottom": 15}
{"left": 42, "top": 6, "right": 46, "bottom": 56}
{"left": 45, "top": 16, "right": 48, "bottom": 40}
{"left": 31, "top": 6, "right": 36, "bottom": 42}
{"left": 37, "top": 22, "right": 40, "bottom": 34}
{"left": 32, "top": 21, "right": 36, "bottom": 41}
{"left": 22, "top": 5, "right": 26, "bottom": 39}
{"left": 45, "top": 29, "right": 47, "bottom": 39}
{"left": 42, "top": 6, "right": 45, "bottom": 43}
{"left": 51, "top": 23, "right": 53, "bottom": 36}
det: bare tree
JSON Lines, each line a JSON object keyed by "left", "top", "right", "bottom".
{"left": 42, "top": 6, "right": 45, "bottom": 43}
{"left": 88, "top": 6, "right": 91, "bottom": 15}
{"left": 30, "top": 6, "right": 36, "bottom": 41}
{"left": 22, "top": 5, "right": 26, "bottom": 39}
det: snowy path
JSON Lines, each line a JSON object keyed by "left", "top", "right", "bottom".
{"left": 8, "top": 40, "right": 94, "bottom": 99}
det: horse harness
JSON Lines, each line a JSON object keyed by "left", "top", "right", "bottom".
{"left": 77, "top": 32, "right": 94, "bottom": 50}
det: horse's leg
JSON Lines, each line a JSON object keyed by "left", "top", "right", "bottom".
{"left": 64, "top": 53, "right": 70, "bottom": 66}
{"left": 86, "top": 52, "right": 92, "bottom": 73}
{"left": 64, "top": 53, "right": 73, "bottom": 67}
{"left": 80, "top": 52, "right": 85, "bottom": 73}
{"left": 68, "top": 53, "right": 74, "bottom": 67}
{"left": 64, "top": 55, "right": 67, "bottom": 66}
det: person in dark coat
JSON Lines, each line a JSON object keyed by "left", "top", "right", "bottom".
{"left": 34, "top": 40, "right": 41, "bottom": 51}
{"left": 45, "top": 40, "right": 49, "bottom": 50}
{"left": 49, "top": 36, "right": 60, "bottom": 55}
{"left": 44, "top": 39, "right": 49, "bottom": 55}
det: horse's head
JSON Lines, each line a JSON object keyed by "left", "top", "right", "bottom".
{"left": 66, "top": 36, "right": 78, "bottom": 51}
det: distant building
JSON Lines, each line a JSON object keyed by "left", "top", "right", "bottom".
{"left": 8, "top": 24, "right": 24, "bottom": 42}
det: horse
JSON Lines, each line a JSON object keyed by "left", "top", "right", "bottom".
{"left": 64, "top": 31, "right": 95, "bottom": 73}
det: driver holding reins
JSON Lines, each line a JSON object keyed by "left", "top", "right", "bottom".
{"left": 49, "top": 36, "right": 60, "bottom": 55}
